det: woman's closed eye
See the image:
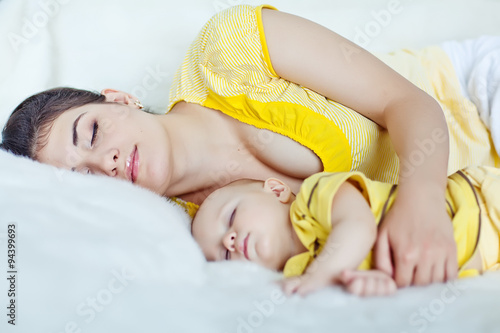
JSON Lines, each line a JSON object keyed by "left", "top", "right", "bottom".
{"left": 74, "top": 121, "right": 98, "bottom": 175}
{"left": 90, "top": 121, "right": 99, "bottom": 147}
{"left": 224, "top": 208, "right": 237, "bottom": 260}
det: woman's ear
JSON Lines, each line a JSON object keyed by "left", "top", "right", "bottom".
{"left": 263, "top": 178, "right": 292, "bottom": 203}
{"left": 100, "top": 89, "right": 141, "bottom": 107}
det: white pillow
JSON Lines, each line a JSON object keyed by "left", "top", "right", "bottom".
{"left": 0, "top": 149, "right": 207, "bottom": 329}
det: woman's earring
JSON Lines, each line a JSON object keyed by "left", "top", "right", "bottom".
{"left": 134, "top": 100, "right": 144, "bottom": 110}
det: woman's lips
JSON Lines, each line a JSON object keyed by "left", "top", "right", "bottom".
{"left": 126, "top": 146, "right": 139, "bottom": 183}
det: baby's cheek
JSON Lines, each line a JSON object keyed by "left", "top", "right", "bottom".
{"left": 255, "top": 238, "right": 280, "bottom": 269}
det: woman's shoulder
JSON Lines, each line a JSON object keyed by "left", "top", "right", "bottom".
{"left": 204, "top": 4, "right": 276, "bottom": 30}
{"left": 195, "top": 4, "right": 276, "bottom": 56}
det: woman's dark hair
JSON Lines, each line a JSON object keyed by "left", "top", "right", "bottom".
{"left": 0, "top": 87, "right": 107, "bottom": 159}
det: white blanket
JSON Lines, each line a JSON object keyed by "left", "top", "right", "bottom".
{"left": 1, "top": 1, "right": 500, "bottom": 332}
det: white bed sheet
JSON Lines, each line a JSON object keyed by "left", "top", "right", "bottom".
{"left": 1, "top": 0, "right": 500, "bottom": 332}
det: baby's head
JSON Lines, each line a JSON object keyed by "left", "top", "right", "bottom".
{"left": 191, "top": 178, "right": 302, "bottom": 271}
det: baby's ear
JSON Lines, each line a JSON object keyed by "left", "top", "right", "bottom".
{"left": 263, "top": 178, "right": 291, "bottom": 203}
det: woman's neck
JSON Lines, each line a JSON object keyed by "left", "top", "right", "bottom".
{"left": 157, "top": 102, "right": 243, "bottom": 199}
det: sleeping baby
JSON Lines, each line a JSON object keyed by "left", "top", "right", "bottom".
{"left": 191, "top": 166, "right": 500, "bottom": 296}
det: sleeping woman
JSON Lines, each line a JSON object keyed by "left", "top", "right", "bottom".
{"left": 1, "top": 5, "right": 499, "bottom": 289}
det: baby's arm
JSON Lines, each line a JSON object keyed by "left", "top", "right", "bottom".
{"left": 282, "top": 180, "right": 396, "bottom": 296}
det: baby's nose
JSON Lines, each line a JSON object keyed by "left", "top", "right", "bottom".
{"left": 222, "top": 231, "right": 236, "bottom": 251}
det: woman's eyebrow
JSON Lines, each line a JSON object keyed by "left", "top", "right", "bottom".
{"left": 72, "top": 112, "right": 87, "bottom": 146}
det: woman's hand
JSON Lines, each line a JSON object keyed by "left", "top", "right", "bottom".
{"left": 375, "top": 184, "right": 458, "bottom": 287}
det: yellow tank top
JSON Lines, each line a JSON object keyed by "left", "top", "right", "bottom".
{"left": 169, "top": 4, "right": 499, "bottom": 185}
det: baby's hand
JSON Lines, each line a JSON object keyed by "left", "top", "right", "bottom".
{"left": 338, "top": 269, "right": 397, "bottom": 297}
{"left": 280, "top": 272, "right": 332, "bottom": 297}
{"left": 280, "top": 262, "right": 338, "bottom": 296}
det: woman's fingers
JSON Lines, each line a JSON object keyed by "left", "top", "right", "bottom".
{"left": 392, "top": 245, "right": 418, "bottom": 287}
{"left": 444, "top": 256, "right": 458, "bottom": 282}
{"left": 374, "top": 229, "right": 394, "bottom": 277}
{"left": 412, "top": 253, "right": 434, "bottom": 286}
{"left": 376, "top": 187, "right": 456, "bottom": 288}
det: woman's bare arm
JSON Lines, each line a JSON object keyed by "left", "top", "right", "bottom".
{"left": 262, "top": 8, "right": 456, "bottom": 287}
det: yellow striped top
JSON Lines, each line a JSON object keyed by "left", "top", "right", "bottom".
{"left": 168, "top": 4, "right": 499, "bottom": 185}
{"left": 284, "top": 171, "right": 482, "bottom": 278}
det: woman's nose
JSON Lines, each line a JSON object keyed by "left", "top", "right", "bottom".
{"left": 222, "top": 231, "right": 237, "bottom": 252}
{"left": 88, "top": 148, "right": 119, "bottom": 177}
